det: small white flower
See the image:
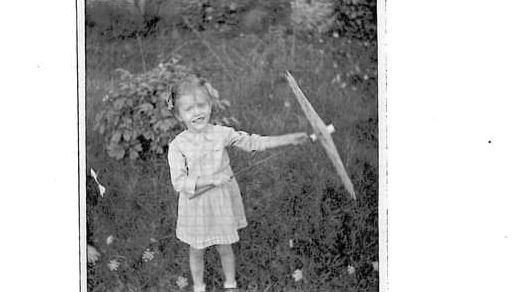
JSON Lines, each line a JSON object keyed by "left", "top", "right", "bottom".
{"left": 108, "top": 259, "right": 120, "bottom": 271}
{"left": 289, "top": 239, "right": 294, "bottom": 248}
{"left": 347, "top": 265, "right": 355, "bottom": 275}
{"left": 284, "top": 100, "right": 291, "bottom": 108}
{"left": 98, "top": 184, "right": 106, "bottom": 197}
{"left": 142, "top": 249, "right": 154, "bottom": 262}
{"left": 106, "top": 235, "right": 114, "bottom": 245}
{"left": 176, "top": 276, "right": 188, "bottom": 289}
{"left": 90, "top": 168, "right": 98, "bottom": 180}
{"left": 292, "top": 269, "right": 303, "bottom": 282}
{"left": 87, "top": 244, "right": 100, "bottom": 264}
{"left": 90, "top": 168, "right": 106, "bottom": 197}
{"left": 332, "top": 32, "right": 339, "bottom": 38}
{"left": 372, "top": 261, "right": 379, "bottom": 272}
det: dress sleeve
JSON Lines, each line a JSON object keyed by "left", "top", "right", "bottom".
{"left": 223, "top": 126, "right": 268, "bottom": 152}
{"left": 167, "top": 141, "right": 198, "bottom": 196}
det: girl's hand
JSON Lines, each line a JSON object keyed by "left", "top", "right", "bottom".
{"left": 212, "top": 173, "right": 231, "bottom": 186}
{"left": 288, "top": 132, "right": 310, "bottom": 146}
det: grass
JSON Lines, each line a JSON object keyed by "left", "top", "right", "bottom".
{"left": 86, "top": 22, "right": 378, "bottom": 291}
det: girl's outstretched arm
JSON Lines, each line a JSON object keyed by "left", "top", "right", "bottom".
{"left": 224, "top": 126, "right": 308, "bottom": 152}
{"left": 261, "top": 132, "right": 309, "bottom": 149}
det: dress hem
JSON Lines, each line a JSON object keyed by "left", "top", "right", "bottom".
{"left": 176, "top": 223, "right": 247, "bottom": 249}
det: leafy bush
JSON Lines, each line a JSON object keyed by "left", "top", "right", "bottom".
{"left": 333, "top": 0, "right": 377, "bottom": 41}
{"left": 93, "top": 57, "right": 232, "bottom": 160}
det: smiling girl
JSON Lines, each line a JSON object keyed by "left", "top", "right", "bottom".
{"left": 167, "top": 75, "right": 307, "bottom": 292}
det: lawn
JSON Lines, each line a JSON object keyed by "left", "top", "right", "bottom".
{"left": 85, "top": 1, "right": 378, "bottom": 291}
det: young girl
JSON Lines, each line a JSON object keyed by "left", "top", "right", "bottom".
{"left": 167, "top": 75, "right": 308, "bottom": 292}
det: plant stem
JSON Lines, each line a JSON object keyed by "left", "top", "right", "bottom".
{"left": 137, "top": 33, "right": 147, "bottom": 72}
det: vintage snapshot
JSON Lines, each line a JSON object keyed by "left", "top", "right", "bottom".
{"left": 81, "top": 0, "right": 384, "bottom": 291}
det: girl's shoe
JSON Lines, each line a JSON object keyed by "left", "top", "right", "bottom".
{"left": 223, "top": 281, "right": 239, "bottom": 291}
{"left": 193, "top": 283, "right": 206, "bottom": 292}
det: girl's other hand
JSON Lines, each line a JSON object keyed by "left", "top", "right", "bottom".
{"left": 289, "top": 132, "right": 310, "bottom": 146}
{"left": 212, "top": 173, "right": 231, "bottom": 186}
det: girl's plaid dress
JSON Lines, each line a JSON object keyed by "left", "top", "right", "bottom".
{"left": 168, "top": 124, "right": 270, "bottom": 249}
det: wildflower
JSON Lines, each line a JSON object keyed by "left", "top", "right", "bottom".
{"left": 97, "top": 184, "right": 106, "bottom": 197}
{"left": 108, "top": 259, "right": 120, "bottom": 271}
{"left": 363, "top": 74, "right": 369, "bottom": 80}
{"left": 90, "top": 168, "right": 106, "bottom": 197}
{"left": 87, "top": 244, "right": 100, "bottom": 264}
{"left": 176, "top": 276, "right": 188, "bottom": 289}
{"left": 289, "top": 239, "right": 294, "bottom": 248}
{"left": 347, "top": 265, "right": 355, "bottom": 275}
{"left": 284, "top": 100, "right": 291, "bottom": 108}
{"left": 372, "top": 261, "right": 379, "bottom": 272}
{"left": 90, "top": 168, "right": 98, "bottom": 180}
{"left": 106, "top": 235, "right": 114, "bottom": 245}
{"left": 292, "top": 269, "right": 303, "bottom": 282}
{"left": 331, "top": 74, "right": 341, "bottom": 84}
{"left": 142, "top": 249, "right": 154, "bottom": 262}
{"left": 333, "top": 32, "right": 339, "bottom": 38}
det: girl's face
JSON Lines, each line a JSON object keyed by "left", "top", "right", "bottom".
{"left": 175, "top": 87, "right": 212, "bottom": 133}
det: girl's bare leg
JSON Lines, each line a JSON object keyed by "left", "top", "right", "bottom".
{"left": 216, "top": 244, "right": 236, "bottom": 288}
{"left": 189, "top": 246, "right": 206, "bottom": 292}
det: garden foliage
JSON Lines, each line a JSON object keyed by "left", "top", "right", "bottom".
{"left": 87, "top": 1, "right": 378, "bottom": 291}
{"left": 86, "top": 0, "right": 376, "bottom": 41}
{"left": 93, "top": 58, "right": 232, "bottom": 160}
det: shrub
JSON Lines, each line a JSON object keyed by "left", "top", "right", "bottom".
{"left": 93, "top": 57, "right": 232, "bottom": 160}
{"left": 333, "top": 0, "right": 377, "bottom": 41}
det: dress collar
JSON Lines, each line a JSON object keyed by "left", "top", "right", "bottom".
{"left": 183, "top": 124, "right": 215, "bottom": 142}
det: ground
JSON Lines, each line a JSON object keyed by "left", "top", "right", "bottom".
{"left": 86, "top": 3, "right": 378, "bottom": 291}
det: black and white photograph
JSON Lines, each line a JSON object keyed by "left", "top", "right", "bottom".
{"left": 82, "top": 0, "right": 382, "bottom": 291}
{"left": 3, "top": 1, "right": 518, "bottom": 292}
